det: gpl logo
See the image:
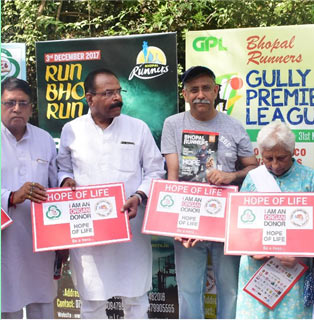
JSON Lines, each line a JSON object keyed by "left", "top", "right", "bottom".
{"left": 193, "top": 37, "right": 227, "bottom": 52}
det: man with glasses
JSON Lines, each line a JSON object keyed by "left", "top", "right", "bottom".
{"left": 57, "top": 68, "right": 165, "bottom": 319}
{"left": 161, "top": 66, "right": 258, "bottom": 319}
{"left": 1, "top": 77, "right": 59, "bottom": 318}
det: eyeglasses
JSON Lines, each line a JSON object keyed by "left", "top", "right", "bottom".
{"left": 90, "top": 88, "right": 127, "bottom": 98}
{"left": 188, "top": 86, "right": 213, "bottom": 94}
{"left": 1, "top": 100, "right": 31, "bottom": 108}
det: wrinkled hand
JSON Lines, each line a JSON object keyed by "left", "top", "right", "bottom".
{"left": 56, "top": 249, "right": 69, "bottom": 263}
{"left": 206, "top": 169, "right": 236, "bottom": 185}
{"left": 275, "top": 256, "right": 299, "bottom": 268}
{"left": 61, "top": 178, "right": 76, "bottom": 190}
{"left": 174, "top": 237, "right": 202, "bottom": 248}
{"left": 120, "top": 196, "right": 139, "bottom": 219}
{"left": 12, "top": 182, "right": 47, "bottom": 204}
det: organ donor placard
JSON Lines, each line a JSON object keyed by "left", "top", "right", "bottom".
{"left": 225, "top": 192, "right": 314, "bottom": 256}
{"left": 31, "top": 183, "right": 131, "bottom": 252}
{"left": 142, "top": 179, "right": 238, "bottom": 241}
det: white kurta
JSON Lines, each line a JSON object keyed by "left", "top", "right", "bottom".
{"left": 1, "top": 123, "right": 58, "bottom": 312}
{"left": 57, "top": 113, "right": 165, "bottom": 300}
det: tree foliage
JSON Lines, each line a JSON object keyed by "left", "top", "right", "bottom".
{"left": 2, "top": 0, "right": 314, "bottom": 121}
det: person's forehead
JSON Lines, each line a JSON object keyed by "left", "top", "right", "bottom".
{"left": 2, "top": 89, "right": 30, "bottom": 99}
{"left": 185, "top": 74, "right": 215, "bottom": 87}
{"left": 262, "top": 146, "right": 291, "bottom": 155}
{"left": 94, "top": 73, "right": 120, "bottom": 88}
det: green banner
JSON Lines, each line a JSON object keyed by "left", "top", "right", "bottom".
{"left": 36, "top": 33, "right": 178, "bottom": 147}
{"left": 186, "top": 25, "right": 314, "bottom": 168}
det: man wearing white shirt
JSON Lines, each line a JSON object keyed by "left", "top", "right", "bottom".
{"left": 57, "top": 68, "right": 165, "bottom": 319}
{"left": 1, "top": 77, "right": 58, "bottom": 319}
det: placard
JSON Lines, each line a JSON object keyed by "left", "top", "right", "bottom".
{"left": 244, "top": 257, "right": 308, "bottom": 309}
{"left": 225, "top": 192, "right": 314, "bottom": 256}
{"left": 142, "top": 179, "right": 238, "bottom": 241}
{"left": 31, "top": 184, "right": 131, "bottom": 252}
{"left": 1, "top": 208, "right": 13, "bottom": 230}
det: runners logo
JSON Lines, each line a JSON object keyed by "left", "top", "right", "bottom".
{"left": 129, "top": 41, "right": 169, "bottom": 80}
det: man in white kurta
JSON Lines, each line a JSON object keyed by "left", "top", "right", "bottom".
{"left": 57, "top": 68, "right": 165, "bottom": 319}
{"left": 1, "top": 77, "right": 58, "bottom": 319}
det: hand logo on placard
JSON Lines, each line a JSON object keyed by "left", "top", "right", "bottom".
{"left": 240, "top": 209, "right": 256, "bottom": 224}
{"left": 46, "top": 205, "right": 62, "bottom": 220}
{"left": 160, "top": 195, "right": 174, "bottom": 208}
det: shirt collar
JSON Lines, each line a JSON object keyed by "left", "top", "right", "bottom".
{"left": 87, "top": 112, "right": 119, "bottom": 130}
{"left": 1, "top": 122, "right": 30, "bottom": 142}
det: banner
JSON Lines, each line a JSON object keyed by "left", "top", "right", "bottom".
{"left": 31, "top": 184, "right": 131, "bottom": 252}
{"left": 1, "top": 43, "right": 27, "bottom": 81}
{"left": 143, "top": 180, "right": 238, "bottom": 241}
{"left": 225, "top": 192, "right": 314, "bottom": 256}
{"left": 36, "top": 33, "right": 178, "bottom": 147}
{"left": 186, "top": 25, "right": 314, "bottom": 168}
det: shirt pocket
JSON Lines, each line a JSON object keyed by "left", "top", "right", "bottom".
{"left": 113, "top": 143, "right": 138, "bottom": 173}
{"left": 32, "top": 158, "right": 49, "bottom": 186}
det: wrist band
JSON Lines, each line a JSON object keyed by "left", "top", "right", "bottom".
{"left": 9, "top": 192, "right": 15, "bottom": 208}
{"left": 136, "top": 191, "right": 147, "bottom": 202}
{"left": 130, "top": 193, "right": 142, "bottom": 205}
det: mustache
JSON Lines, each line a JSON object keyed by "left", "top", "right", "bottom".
{"left": 193, "top": 98, "right": 211, "bottom": 104}
{"left": 109, "top": 101, "right": 123, "bottom": 109}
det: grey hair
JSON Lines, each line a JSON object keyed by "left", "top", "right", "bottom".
{"left": 257, "top": 121, "right": 295, "bottom": 154}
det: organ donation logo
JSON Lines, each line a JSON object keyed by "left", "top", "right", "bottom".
{"left": 1, "top": 48, "right": 20, "bottom": 81}
{"left": 46, "top": 205, "right": 62, "bottom": 220}
{"left": 160, "top": 195, "right": 175, "bottom": 208}
{"left": 240, "top": 209, "right": 256, "bottom": 224}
